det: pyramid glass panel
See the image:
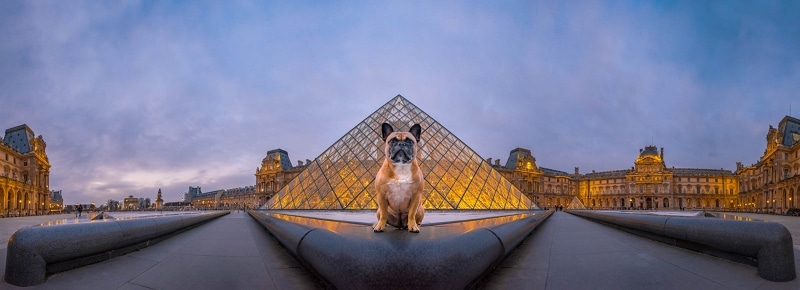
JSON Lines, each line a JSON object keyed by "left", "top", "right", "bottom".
{"left": 265, "top": 95, "right": 539, "bottom": 210}
{"left": 566, "top": 197, "right": 587, "bottom": 210}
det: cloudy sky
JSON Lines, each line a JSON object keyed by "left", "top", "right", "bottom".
{"left": 2, "top": 1, "right": 799, "bottom": 205}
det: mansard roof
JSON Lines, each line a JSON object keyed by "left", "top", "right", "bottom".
{"left": 540, "top": 167, "right": 570, "bottom": 177}
{"left": 639, "top": 145, "right": 659, "bottom": 157}
{"left": 672, "top": 168, "right": 734, "bottom": 176}
{"left": 504, "top": 147, "right": 534, "bottom": 169}
{"left": 579, "top": 167, "right": 734, "bottom": 179}
{"left": 196, "top": 190, "right": 221, "bottom": 197}
{"left": 582, "top": 169, "right": 631, "bottom": 179}
{"left": 3, "top": 124, "right": 35, "bottom": 154}
{"left": 263, "top": 148, "right": 294, "bottom": 170}
{"left": 778, "top": 115, "right": 800, "bottom": 146}
{"left": 221, "top": 186, "right": 256, "bottom": 196}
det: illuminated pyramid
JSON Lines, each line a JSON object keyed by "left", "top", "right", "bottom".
{"left": 265, "top": 95, "right": 538, "bottom": 210}
{"left": 566, "top": 196, "right": 587, "bottom": 210}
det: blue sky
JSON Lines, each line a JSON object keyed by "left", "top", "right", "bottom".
{"left": 1, "top": 1, "right": 799, "bottom": 204}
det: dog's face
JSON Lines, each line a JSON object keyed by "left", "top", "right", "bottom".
{"left": 381, "top": 123, "right": 421, "bottom": 164}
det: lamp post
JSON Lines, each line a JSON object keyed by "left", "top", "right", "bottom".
{"left": 773, "top": 199, "right": 777, "bottom": 214}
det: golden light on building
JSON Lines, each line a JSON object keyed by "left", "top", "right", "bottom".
{"left": 265, "top": 95, "right": 537, "bottom": 210}
{"left": 1, "top": 124, "right": 52, "bottom": 216}
{"left": 254, "top": 102, "right": 797, "bottom": 213}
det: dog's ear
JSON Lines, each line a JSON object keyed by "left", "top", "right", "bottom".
{"left": 409, "top": 124, "right": 421, "bottom": 141}
{"left": 381, "top": 123, "right": 394, "bottom": 141}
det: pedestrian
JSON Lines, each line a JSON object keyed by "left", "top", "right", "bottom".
{"left": 77, "top": 205, "right": 83, "bottom": 217}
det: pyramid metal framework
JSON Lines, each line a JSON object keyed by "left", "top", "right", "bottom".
{"left": 265, "top": 95, "right": 538, "bottom": 210}
{"left": 566, "top": 196, "right": 587, "bottom": 210}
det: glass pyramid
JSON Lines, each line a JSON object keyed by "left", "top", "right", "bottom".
{"left": 566, "top": 196, "right": 587, "bottom": 210}
{"left": 265, "top": 95, "right": 538, "bottom": 210}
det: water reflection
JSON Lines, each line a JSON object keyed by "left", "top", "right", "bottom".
{"left": 716, "top": 213, "right": 763, "bottom": 222}
{"left": 266, "top": 211, "right": 538, "bottom": 234}
{"left": 38, "top": 219, "right": 71, "bottom": 226}
{"left": 36, "top": 211, "right": 211, "bottom": 227}
{"left": 432, "top": 213, "right": 529, "bottom": 233}
{"left": 269, "top": 213, "right": 365, "bottom": 234}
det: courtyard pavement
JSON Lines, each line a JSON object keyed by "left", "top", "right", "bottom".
{"left": 479, "top": 211, "right": 800, "bottom": 289}
{"left": 1, "top": 210, "right": 800, "bottom": 289}
{"left": 0, "top": 211, "right": 319, "bottom": 289}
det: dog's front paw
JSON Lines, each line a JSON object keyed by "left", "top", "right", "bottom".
{"left": 408, "top": 224, "right": 420, "bottom": 233}
{"left": 373, "top": 224, "right": 385, "bottom": 232}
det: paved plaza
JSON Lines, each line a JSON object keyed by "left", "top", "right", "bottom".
{"left": 2, "top": 210, "right": 800, "bottom": 289}
{"left": 1, "top": 212, "right": 319, "bottom": 289}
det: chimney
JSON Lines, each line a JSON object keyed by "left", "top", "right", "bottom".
{"left": 574, "top": 167, "right": 579, "bottom": 174}
{"left": 660, "top": 147, "right": 664, "bottom": 158}
{"left": 494, "top": 159, "right": 501, "bottom": 166}
{"left": 306, "top": 159, "right": 312, "bottom": 165}
{"left": 487, "top": 158, "right": 493, "bottom": 164}
{"left": 298, "top": 160, "right": 303, "bottom": 166}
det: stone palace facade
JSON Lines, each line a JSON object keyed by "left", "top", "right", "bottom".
{"left": 736, "top": 116, "right": 800, "bottom": 213}
{"left": 254, "top": 114, "right": 800, "bottom": 213}
{"left": 1, "top": 124, "right": 52, "bottom": 216}
{"left": 492, "top": 146, "right": 738, "bottom": 211}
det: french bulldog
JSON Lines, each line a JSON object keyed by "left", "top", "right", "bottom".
{"left": 373, "top": 123, "right": 425, "bottom": 233}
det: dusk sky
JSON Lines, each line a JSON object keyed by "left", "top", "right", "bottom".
{"left": 2, "top": 1, "right": 799, "bottom": 205}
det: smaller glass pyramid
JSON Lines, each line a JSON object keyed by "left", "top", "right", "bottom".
{"left": 566, "top": 196, "right": 587, "bottom": 210}
{"left": 265, "top": 95, "right": 538, "bottom": 210}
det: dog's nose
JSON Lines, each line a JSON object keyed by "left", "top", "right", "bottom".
{"left": 392, "top": 150, "right": 410, "bottom": 163}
